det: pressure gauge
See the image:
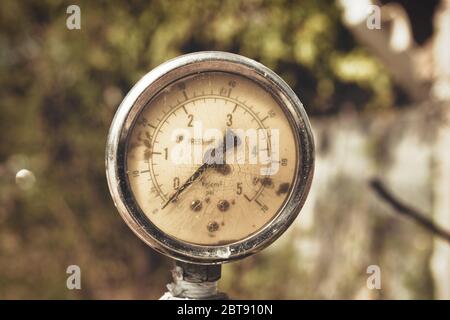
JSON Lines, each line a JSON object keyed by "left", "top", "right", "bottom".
{"left": 106, "top": 52, "right": 314, "bottom": 264}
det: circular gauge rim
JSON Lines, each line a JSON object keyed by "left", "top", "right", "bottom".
{"left": 105, "top": 51, "right": 314, "bottom": 264}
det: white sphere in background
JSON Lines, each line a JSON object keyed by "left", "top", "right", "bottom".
{"left": 15, "top": 169, "right": 36, "bottom": 190}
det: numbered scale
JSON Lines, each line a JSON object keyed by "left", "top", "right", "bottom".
{"left": 106, "top": 52, "right": 314, "bottom": 292}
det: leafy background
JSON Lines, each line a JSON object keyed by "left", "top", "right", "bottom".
{"left": 0, "top": 0, "right": 445, "bottom": 299}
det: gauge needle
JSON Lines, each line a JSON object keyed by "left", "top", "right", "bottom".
{"left": 161, "top": 129, "right": 240, "bottom": 209}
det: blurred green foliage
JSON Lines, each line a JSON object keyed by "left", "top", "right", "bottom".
{"left": 0, "top": 0, "right": 395, "bottom": 299}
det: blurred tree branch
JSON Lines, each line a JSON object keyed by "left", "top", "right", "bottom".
{"left": 370, "top": 178, "right": 450, "bottom": 244}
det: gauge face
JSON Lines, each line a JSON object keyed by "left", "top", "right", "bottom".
{"left": 126, "top": 71, "right": 297, "bottom": 245}
{"left": 106, "top": 52, "right": 314, "bottom": 263}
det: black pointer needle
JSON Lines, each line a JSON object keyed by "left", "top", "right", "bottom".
{"left": 161, "top": 130, "right": 240, "bottom": 209}
{"left": 161, "top": 161, "right": 209, "bottom": 209}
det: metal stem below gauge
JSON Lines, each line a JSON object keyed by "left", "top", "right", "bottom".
{"left": 160, "top": 261, "right": 228, "bottom": 300}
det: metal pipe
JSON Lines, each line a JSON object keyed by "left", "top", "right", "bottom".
{"left": 160, "top": 261, "right": 228, "bottom": 300}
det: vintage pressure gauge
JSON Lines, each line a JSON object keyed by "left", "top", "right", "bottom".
{"left": 106, "top": 52, "right": 314, "bottom": 264}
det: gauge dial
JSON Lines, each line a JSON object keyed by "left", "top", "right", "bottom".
{"left": 126, "top": 71, "right": 297, "bottom": 245}
{"left": 106, "top": 52, "right": 314, "bottom": 263}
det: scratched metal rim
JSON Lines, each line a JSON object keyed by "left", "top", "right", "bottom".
{"left": 105, "top": 51, "right": 315, "bottom": 264}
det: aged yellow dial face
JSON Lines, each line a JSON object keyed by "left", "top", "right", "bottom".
{"left": 126, "top": 71, "right": 298, "bottom": 245}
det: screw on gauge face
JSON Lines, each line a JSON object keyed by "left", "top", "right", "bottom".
{"left": 207, "top": 221, "right": 220, "bottom": 232}
{"left": 217, "top": 200, "right": 230, "bottom": 212}
{"left": 190, "top": 199, "right": 202, "bottom": 212}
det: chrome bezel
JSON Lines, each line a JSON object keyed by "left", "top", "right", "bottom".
{"left": 106, "top": 51, "right": 314, "bottom": 264}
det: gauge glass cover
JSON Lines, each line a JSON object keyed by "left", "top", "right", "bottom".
{"left": 106, "top": 52, "right": 314, "bottom": 263}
